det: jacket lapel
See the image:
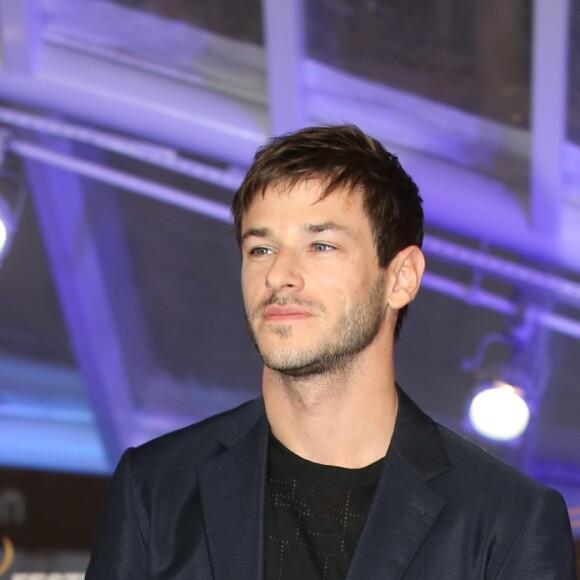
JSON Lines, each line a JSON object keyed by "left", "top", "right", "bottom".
{"left": 346, "top": 388, "right": 451, "bottom": 580}
{"left": 198, "top": 400, "right": 269, "bottom": 580}
{"left": 196, "top": 389, "right": 451, "bottom": 580}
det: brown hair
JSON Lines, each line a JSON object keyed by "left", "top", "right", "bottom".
{"left": 232, "top": 124, "right": 423, "bottom": 339}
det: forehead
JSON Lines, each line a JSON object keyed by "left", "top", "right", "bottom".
{"left": 243, "top": 179, "right": 364, "bottom": 221}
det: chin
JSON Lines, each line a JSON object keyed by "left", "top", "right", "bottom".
{"left": 260, "top": 346, "right": 301, "bottom": 364}
{"left": 261, "top": 346, "right": 322, "bottom": 372}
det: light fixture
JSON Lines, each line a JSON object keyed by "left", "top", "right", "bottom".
{"left": 0, "top": 207, "right": 8, "bottom": 253}
{"left": 468, "top": 380, "right": 530, "bottom": 441}
{"left": 0, "top": 167, "right": 27, "bottom": 265}
{"left": 462, "top": 317, "right": 549, "bottom": 443}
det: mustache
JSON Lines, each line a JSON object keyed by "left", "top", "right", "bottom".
{"left": 251, "top": 293, "right": 326, "bottom": 318}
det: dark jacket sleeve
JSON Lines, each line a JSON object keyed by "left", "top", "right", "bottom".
{"left": 495, "top": 488, "right": 576, "bottom": 579}
{"left": 85, "top": 448, "right": 148, "bottom": 579}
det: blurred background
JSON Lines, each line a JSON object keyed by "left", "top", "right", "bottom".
{"left": 0, "top": 0, "right": 579, "bottom": 576}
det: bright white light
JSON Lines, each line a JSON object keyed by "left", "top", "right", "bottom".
{"left": 469, "top": 382, "right": 530, "bottom": 441}
{"left": 0, "top": 216, "right": 7, "bottom": 255}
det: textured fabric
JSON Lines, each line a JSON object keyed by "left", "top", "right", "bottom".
{"left": 266, "top": 434, "right": 382, "bottom": 579}
{"left": 85, "top": 388, "right": 577, "bottom": 579}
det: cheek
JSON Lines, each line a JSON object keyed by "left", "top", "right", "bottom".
{"left": 240, "top": 272, "right": 253, "bottom": 306}
{"left": 241, "top": 261, "right": 255, "bottom": 288}
{"left": 348, "top": 273, "right": 383, "bottom": 308}
{"left": 241, "top": 267, "right": 265, "bottom": 304}
{"left": 349, "top": 274, "right": 372, "bottom": 298}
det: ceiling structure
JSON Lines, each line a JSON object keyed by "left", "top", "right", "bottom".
{"left": 0, "top": 0, "right": 579, "bottom": 533}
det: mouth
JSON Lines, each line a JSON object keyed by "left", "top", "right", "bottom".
{"left": 262, "top": 304, "right": 315, "bottom": 322}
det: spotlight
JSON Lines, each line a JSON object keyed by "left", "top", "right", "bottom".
{"left": 0, "top": 170, "right": 26, "bottom": 264}
{"left": 0, "top": 198, "right": 12, "bottom": 255}
{"left": 468, "top": 381, "right": 530, "bottom": 441}
{"left": 0, "top": 216, "right": 7, "bottom": 253}
{"left": 462, "top": 321, "right": 549, "bottom": 444}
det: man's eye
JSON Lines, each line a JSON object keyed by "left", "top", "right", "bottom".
{"left": 249, "top": 247, "right": 272, "bottom": 256}
{"left": 312, "top": 243, "right": 335, "bottom": 252}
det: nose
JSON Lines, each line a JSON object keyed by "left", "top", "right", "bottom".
{"left": 265, "top": 249, "right": 304, "bottom": 293}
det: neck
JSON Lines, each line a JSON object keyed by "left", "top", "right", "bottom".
{"left": 262, "top": 340, "right": 398, "bottom": 469}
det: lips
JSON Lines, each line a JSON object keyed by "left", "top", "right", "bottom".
{"left": 263, "top": 304, "right": 314, "bottom": 321}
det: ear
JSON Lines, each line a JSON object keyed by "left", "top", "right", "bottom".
{"left": 386, "top": 246, "right": 425, "bottom": 309}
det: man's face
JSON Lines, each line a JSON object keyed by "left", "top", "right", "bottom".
{"left": 240, "top": 180, "right": 389, "bottom": 378}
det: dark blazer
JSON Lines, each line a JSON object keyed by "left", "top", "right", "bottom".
{"left": 85, "top": 389, "right": 576, "bottom": 579}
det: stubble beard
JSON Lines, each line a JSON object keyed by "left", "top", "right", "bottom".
{"left": 245, "top": 276, "right": 386, "bottom": 380}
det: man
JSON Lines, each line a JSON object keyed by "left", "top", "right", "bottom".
{"left": 86, "top": 125, "right": 576, "bottom": 579}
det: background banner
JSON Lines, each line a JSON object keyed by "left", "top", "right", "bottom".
{"left": 0, "top": 467, "right": 108, "bottom": 579}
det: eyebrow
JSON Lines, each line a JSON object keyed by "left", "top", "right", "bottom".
{"left": 241, "top": 221, "right": 352, "bottom": 243}
{"left": 241, "top": 227, "right": 271, "bottom": 243}
{"left": 300, "top": 221, "right": 350, "bottom": 235}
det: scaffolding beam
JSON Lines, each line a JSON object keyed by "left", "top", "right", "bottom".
{"left": 262, "top": 0, "right": 306, "bottom": 135}
{"left": 24, "top": 136, "right": 154, "bottom": 467}
{"left": 530, "top": 0, "right": 571, "bottom": 234}
{"left": 0, "top": 0, "right": 41, "bottom": 73}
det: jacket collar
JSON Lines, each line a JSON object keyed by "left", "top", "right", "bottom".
{"left": 198, "top": 398, "right": 268, "bottom": 580}
{"left": 345, "top": 387, "right": 451, "bottom": 579}
{"left": 391, "top": 385, "right": 451, "bottom": 482}
{"left": 198, "top": 389, "right": 451, "bottom": 580}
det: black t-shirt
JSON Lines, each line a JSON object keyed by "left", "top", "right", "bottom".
{"left": 265, "top": 433, "right": 384, "bottom": 580}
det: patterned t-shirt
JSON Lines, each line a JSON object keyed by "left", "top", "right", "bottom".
{"left": 266, "top": 433, "right": 384, "bottom": 580}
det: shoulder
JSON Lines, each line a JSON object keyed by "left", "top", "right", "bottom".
{"left": 124, "top": 397, "right": 265, "bottom": 483}
{"left": 396, "top": 386, "right": 567, "bottom": 529}
{"left": 434, "top": 424, "right": 574, "bottom": 575}
{"left": 432, "top": 422, "right": 570, "bottom": 536}
{"left": 436, "top": 422, "right": 546, "bottom": 497}
{"left": 396, "top": 387, "right": 551, "bottom": 502}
